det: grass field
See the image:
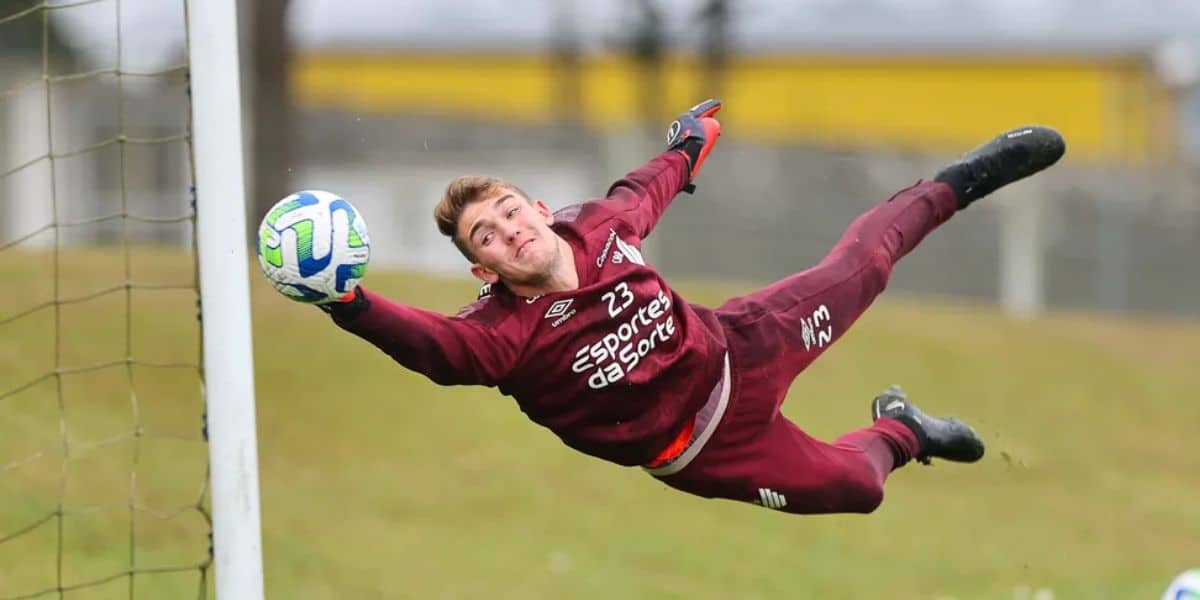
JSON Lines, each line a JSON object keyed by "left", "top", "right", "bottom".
{"left": 1, "top": 249, "right": 1198, "bottom": 599}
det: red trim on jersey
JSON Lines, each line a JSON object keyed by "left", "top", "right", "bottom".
{"left": 644, "top": 415, "right": 697, "bottom": 468}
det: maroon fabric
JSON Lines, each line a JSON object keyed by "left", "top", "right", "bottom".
{"left": 335, "top": 151, "right": 727, "bottom": 466}
{"left": 333, "top": 148, "right": 957, "bottom": 511}
{"left": 653, "top": 181, "right": 958, "bottom": 513}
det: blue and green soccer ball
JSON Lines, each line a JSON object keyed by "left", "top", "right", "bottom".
{"left": 257, "top": 190, "right": 370, "bottom": 303}
{"left": 1164, "top": 569, "right": 1200, "bottom": 600}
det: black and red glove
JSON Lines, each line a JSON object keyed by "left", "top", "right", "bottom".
{"left": 318, "top": 285, "right": 370, "bottom": 318}
{"left": 666, "top": 99, "right": 722, "bottom": 193}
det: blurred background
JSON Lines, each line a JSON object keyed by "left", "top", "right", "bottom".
{"left": 3, "top": 0, "right": 1199, "bottom": 318}
{"left": 2, "top": 1, "right": 1200, "bottom": 599}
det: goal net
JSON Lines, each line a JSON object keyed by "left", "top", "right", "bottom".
{"left": 0, "top": 1, "right": 261, "bottom": 597}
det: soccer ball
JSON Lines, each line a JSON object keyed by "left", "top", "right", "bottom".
{"left": 257, "top": 190, "right": 370, "bottom": 303}
{"left": 1163, "top": 569, "right": 1200, "bottom": 600}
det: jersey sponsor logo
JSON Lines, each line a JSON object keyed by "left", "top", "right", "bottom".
{"left": 597, "top": 228, "right": 647, "bottom": 268}
{"left": 800, "top": 304, "right": 834, "bottom": 352}
{"left": 544, "top": 298, "right": 577, "bottom": 328}
{"left": 596, "top": 228, "right": 618, "bottom": 267}
{"left": 570, "top": 283, "right": 676, "bottom": 389}
{"left": 612, "top": 236, "right": 645, "bottom": 266}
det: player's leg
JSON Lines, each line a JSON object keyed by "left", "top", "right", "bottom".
{"left": 714, "top": 125, "right": 1066, "bottom": 388}
{"left": 870, "top": 385, "right": 984, "bottom": 464}
{"left": 714, "top": 179, "right": 958, "bottom": 391}
{"left": 655, "top": 405, "right": 919, "bottom": 515}
{"left": 653, "top": 386, "right": 984, "bottom": 515}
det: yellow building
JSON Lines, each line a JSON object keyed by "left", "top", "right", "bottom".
{"left": 295, "top": 51, "right": 1179, "bottom": 164}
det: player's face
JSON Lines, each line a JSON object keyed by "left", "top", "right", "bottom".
{"left": 459, "top": 189, "right": 558, "bottom": 286}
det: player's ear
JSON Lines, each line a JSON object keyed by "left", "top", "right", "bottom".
{"left": 534, "top": 199, "right": 553, "bottom": 224}
{"left": 470, "top": 263, "right": 500, "bottom": 285}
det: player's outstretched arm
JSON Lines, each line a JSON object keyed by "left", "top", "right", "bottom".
{"left": 256, "top": 191, "right": 514, "bottom": 386}
{"left": 599, "top": 99, "right": 723, "bottom": 238}
{"left": 323, "top": 286, "right": 518, "bottom": 387}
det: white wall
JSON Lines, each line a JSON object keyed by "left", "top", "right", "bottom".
{"left": 2, "top": 64, "right": 54, "bottom": 250}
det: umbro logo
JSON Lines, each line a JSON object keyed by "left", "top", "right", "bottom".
{"left": 544, "top": 298, "right": 578, "bottom": 328}
{"left": 755, "top": 488, "right": 788, "bottom": 510}
{"left": 544, "top": 299, "right": 573, "bottom": 319}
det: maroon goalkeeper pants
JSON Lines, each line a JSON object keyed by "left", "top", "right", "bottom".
{"left": 654, "top": 181, "right": 959, "bottom": 514}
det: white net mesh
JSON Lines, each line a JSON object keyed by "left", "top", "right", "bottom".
{"left": 0, "top": 1, "right": 212, "bottom": 597}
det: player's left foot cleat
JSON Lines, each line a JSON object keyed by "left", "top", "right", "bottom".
{"left": 934, "top": 126, "right": 1066, "bottom": 210}
{"left": 871, "top": 385, "right": 985, "bottom": 465}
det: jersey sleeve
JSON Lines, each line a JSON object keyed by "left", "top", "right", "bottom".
{"left": 593, "top": 150, "right": 691, "bottom": 238}
{"left": 329, "top": 287, "right": 519, "bottom": 387}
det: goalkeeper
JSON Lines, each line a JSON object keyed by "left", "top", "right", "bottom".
{"left": 322, "top": 99, "right": 1065, "bottom": 514}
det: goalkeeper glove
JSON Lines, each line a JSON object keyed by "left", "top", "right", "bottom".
{"left": 318, "top": 285, "right": 369, "bottom": 318}
{"left": 666, "top": 99, "right": 722, "bottom": 193}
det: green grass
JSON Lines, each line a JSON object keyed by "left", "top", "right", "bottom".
{"left": 2, "top": 249, "right": 1198, "bottom": 599}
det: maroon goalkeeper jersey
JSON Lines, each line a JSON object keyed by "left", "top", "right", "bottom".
{"left": 332, "top": 151, "right": 728, "bottom": 466}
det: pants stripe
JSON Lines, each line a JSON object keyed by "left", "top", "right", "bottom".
{"left": 755, "top": 488, "right": 788, "bottom": 510}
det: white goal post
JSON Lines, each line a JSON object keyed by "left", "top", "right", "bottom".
{"left": 185, "top": 0, "right": 265, "bottom": 598}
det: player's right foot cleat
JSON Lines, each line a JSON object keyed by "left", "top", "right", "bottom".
{"left": 871, "top": 385, "right": 985, "bottom": 465}
{"left": 934, "top": 126, "right": 1066, "bottom": 210}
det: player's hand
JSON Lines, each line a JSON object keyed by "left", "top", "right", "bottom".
{"left": 666, "top": 99, "right": 722, "bottom": 193}
{"left": 317, "top": 285, "right": 369, "bottom": 318}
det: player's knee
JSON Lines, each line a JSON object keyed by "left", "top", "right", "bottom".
{"left": 852, "top": 484, "right": 885, "bottom": 514}
{"left": 839, "top": 473, "right": 885, "bottom": 514}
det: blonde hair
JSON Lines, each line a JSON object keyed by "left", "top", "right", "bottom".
{"left": 434, "top": 176, "right": 530, "bottom": 261}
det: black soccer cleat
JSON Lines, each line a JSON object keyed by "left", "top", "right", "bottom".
{"left": 871, "top": 385, "right": 985, "bottom": 465}
{"left": 934, "top": 126, "right": 1066, "bottom": 210}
